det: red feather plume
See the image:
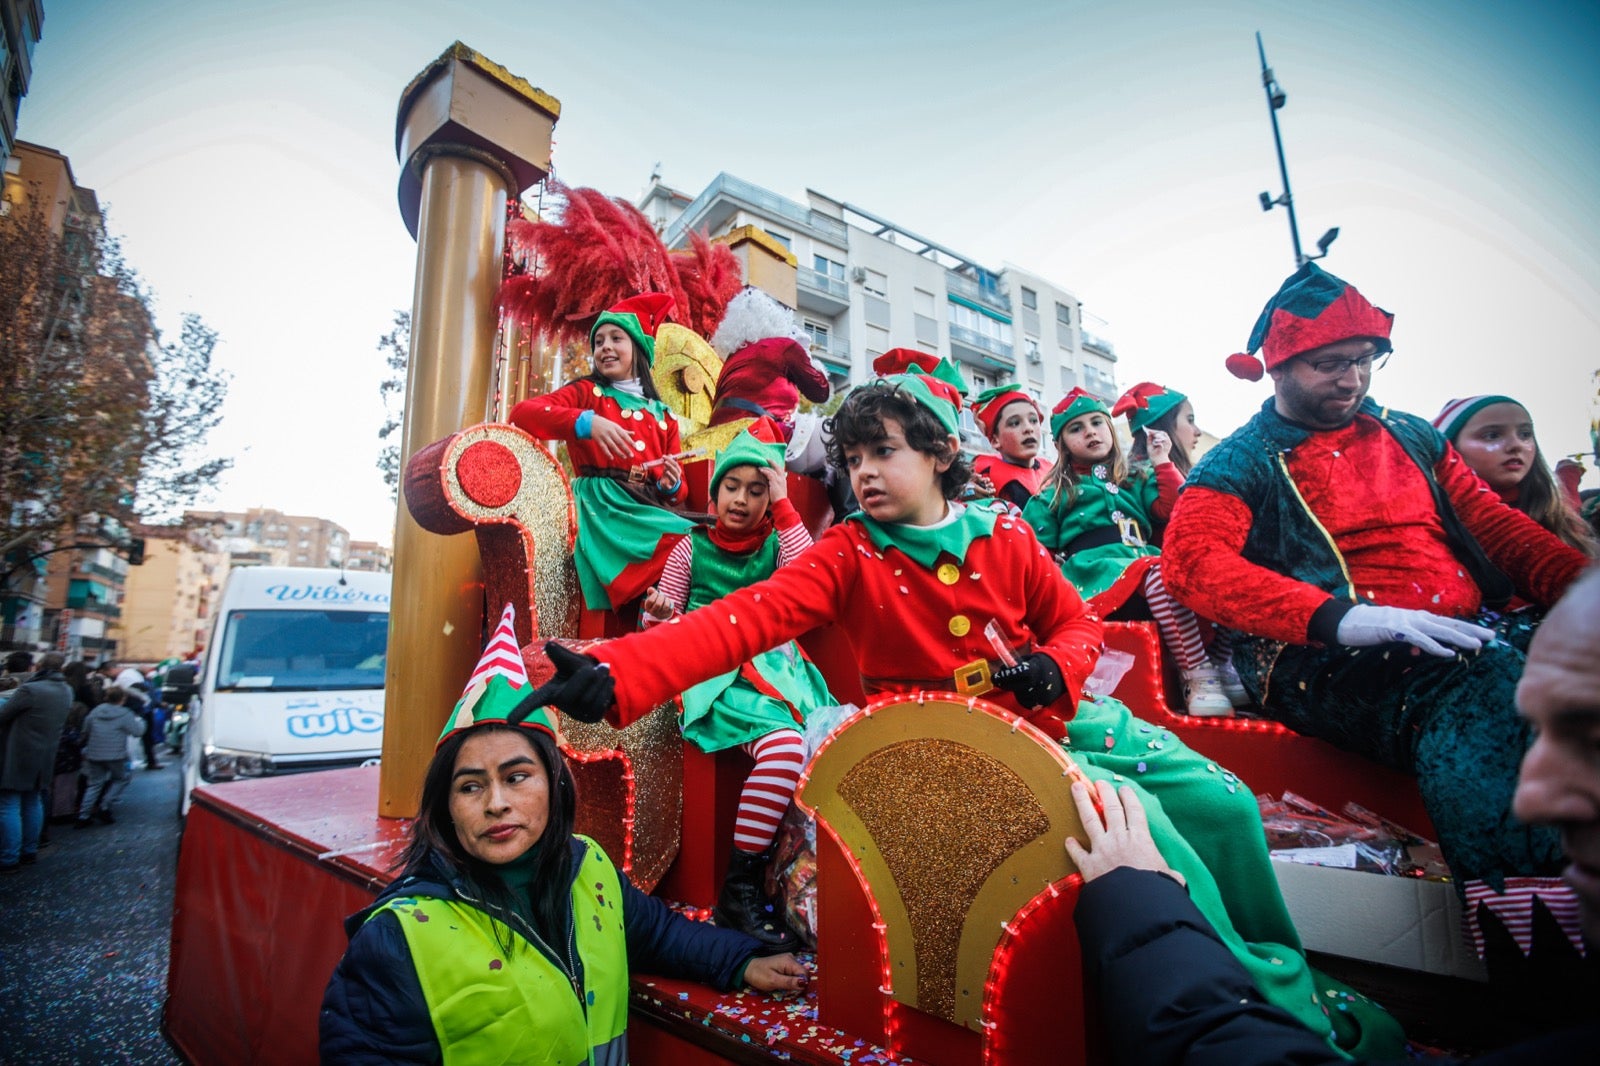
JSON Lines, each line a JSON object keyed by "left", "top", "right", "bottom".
{"left": 497, "top": 183, "right": 738, "bottom": 351}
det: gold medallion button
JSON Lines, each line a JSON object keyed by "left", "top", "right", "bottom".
{"left": 948, "top": 614, "right": 971, "bottom": 637}
{"left": 937, "top": 563, "right": 960, "bottom": 585}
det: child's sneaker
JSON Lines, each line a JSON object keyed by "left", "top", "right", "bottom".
{"left": 1214, "top": 657, "right": 1250, "bottom": 707}
{"left": 1181, "top": 665, "right": 1234, "bottom": 716}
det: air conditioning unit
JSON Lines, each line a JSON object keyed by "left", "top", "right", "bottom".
{"left": 1027, "top": 351, "right": 1043, "bottom": 365}
{"left": 850, "top": 267, "right": 868, "bottom": 283}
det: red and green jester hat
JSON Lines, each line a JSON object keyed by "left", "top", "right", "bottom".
{"left": 1112, "top": 381, "right": 1186, "bottom": 434}
{"left": 437, "top": 602, "right": 559, "bottom": 747}
{"left": 1224, "top": 262, "right": 1393, "bottom": 381}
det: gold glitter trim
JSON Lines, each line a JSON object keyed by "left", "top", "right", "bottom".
{"left": 799, "top": 694, "right": 1089, "bottom": 1032}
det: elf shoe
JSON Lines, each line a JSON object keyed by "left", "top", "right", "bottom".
{"left": 1181, "top": 665, "right": 1234, "bottom": 716}
{"left": 1213, "top": 656, "right": 1250, "bottom": 707}
{"left": 714, "top": 847, "right": 801, "bottom": 954}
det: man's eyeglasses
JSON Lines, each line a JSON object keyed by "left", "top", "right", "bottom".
{"left": 1304, "top": 351, "right": 1389, "bottom": 377}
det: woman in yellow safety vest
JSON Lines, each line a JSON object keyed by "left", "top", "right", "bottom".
{"left": 320, "top": 605, "right": 807, "bottom": 1064}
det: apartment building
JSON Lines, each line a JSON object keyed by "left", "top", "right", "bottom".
{"left": 0, "top": 1, "right": 44, "bottom": 169}
{"left": 119, "top": 523, "right": 226, "bottom": 662}
{"left": 640, "top": 172, "right": 1118, "bottom": 414}
{"left": 186, "top": 508, "right": 350, "bottom": 570}
{"left": 346, "top": 540, "right": 393, "bottom": 573}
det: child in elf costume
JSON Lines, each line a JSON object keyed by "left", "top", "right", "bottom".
{"left": 1116, "top": 381, "right": 1249, "bottom": 706}
{"left": 510, "top": 294, "right": 694, "bottom": 612}
{"left": 1023, "top": 389, "right": 1233, "bottom": 715}
{"left": 529, "top": 376, "right": 1403, "bottom": 1060}
{"left": 639, "top": 420, "right": 835, "bottom": 951}
{"left": 1119, "top": 380, "right": 1202, "bottom": 477}
{"left": 970, "top": 384, "right": 1047, "bottom": 511}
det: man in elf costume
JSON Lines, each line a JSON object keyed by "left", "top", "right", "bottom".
{"left": 1163, "top": 263, "right": 1591, "bottom": 987}
{"left": 536, "top": 373, "right": 1404, "bottom": 1058}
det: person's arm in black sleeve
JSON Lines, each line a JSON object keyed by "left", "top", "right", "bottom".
{"left": 1076, "top": 867, "right": 1351, "bottom": 1066}
{"left": 319, "top": 912, "right": 440, "bottom": 1065}
{"left": 620, "top": 869, "right": 762, "bottom": 990}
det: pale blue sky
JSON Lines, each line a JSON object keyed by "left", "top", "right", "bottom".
{"left": 17, "top": 0, "right": 1599, "bottom": 541}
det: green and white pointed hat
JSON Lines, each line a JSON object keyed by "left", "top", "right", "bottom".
{"left": 437, "top": 602, "right": 557, "bottom": 748}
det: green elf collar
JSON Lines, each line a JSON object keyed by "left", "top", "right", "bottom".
{"left": 852, "top": 503, "right": 999, "bottom": 568}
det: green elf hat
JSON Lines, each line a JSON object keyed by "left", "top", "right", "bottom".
{"left": 971, "top": 384, "right": 1041, "bottom": 437}
{"left": 589, "top": 292, "right": 676, "bottom": 368}
{"left": 857, "top": 373, "right": 962, "bottom": 438}
{"left": 1112, "top": 381, "right": 1187, "bottom": 433}
{"left": 1050, "top": 387, "right": 1109, "bottom": 439}
{"left": 871, "top": 348, "right": 970, "bottom": 399}
{"left": 437, "top": 602, "right": 556, "bottom": 748}
{"left": 712, "top": 417, "right": 787, "bottom": 487}
{"left": 1226, "top": 262, "right": 1394, "bottom": 382}
{"left": 1432, "top": 395, "right": 1520, "bottom": 443}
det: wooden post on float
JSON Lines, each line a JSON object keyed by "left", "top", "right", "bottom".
{"left": 383, "top": 43, "right": 560, "bottom": 817}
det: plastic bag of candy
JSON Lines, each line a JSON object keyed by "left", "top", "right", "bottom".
{"left": 767, "top": 802, "right": 819, "bottom": 949}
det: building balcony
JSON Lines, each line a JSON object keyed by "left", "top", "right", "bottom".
{"left": 666, "top": 173, "right": 849, "bottom": 250}
{"left": 1081, "top": 329, "right": 1116, "bottom": 360}
{"left": 949, "top": 324, "right": 1015, "bottom": 367}
{"left": 946, "top": 273, "right": 1011, "bottom": 316}
{"left": 807, "top": 334, "right": 852, "bottom": 371}
{"left": 796, "top": 267, "right": 850, "bottom": 315}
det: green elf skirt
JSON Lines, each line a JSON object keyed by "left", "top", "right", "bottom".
{"left": 680, "top": 641, "right": 833, "bottom": 753}
{"left": 572, "top": 477, "right": 694, "bottom": 611}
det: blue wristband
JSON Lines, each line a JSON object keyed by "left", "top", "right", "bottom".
{"left": 574, "top": 410, "right": 594, "bottom": 439}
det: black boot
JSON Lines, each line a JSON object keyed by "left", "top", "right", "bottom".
{"left": 714, "top": 848, "right": 800, "bottom": 954}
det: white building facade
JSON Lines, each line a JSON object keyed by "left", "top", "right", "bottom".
{"left": 640, "top": 172, "right": 1119, "bottom": 414}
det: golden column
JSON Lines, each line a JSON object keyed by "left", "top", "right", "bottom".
{"left": 384, "top": 44, "right": 561, "bottom": 816}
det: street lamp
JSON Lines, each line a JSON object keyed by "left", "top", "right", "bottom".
{"left": 1255, "top": 32, "right": 1339, "bottom": 267}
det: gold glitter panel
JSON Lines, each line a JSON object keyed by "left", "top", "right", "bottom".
{"left": 837, "top": 740, "right": 1047, "bottom": 1021}
{"left": 562, "top": 701, "right": 684, "bottom": 893}
{"left": 652, "top": 323, "right": 723, "bottom": 430}
{"left": 799, "top": 694, "right": 1089, "bottom": 1032}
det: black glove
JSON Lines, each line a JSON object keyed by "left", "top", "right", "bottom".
{"left": 990, "top": 653, "right": 1064, "bottom": 710}
{"left": 509, "top": 643, "right": 614, "bottom": 725}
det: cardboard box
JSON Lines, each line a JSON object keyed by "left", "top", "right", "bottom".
{"left": 1273, "top": 858, "right": 1487, "bottom": 982}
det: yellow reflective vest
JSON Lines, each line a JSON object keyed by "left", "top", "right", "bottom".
{"left": 370, "top": 836, "right": 629, "bottom": 1066}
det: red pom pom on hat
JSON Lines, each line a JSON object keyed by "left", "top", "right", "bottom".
{"left": 1225, "top": 352, "right": 1265, "bottom": 382}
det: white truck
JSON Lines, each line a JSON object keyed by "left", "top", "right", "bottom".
{"left": 180, "top": 566, "right": 390, "bottom": 814}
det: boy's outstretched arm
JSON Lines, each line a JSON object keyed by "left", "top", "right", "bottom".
{"left": 589, "top": 526, "right": 853, "bottom": 724}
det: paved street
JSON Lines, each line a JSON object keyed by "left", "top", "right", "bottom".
{"left": 0, "top": 759, "right": 183, "bottom": 1065}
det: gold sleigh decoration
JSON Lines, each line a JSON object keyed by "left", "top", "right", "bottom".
{"left": 403, "top": 421, "right": 683, "bottom": 892}
{"left": 798, "top": 694, "right": 1089, "bottom": 1032}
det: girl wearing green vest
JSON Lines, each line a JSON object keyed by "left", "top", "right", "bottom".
{"left": 321, "top": 604, "right": 806, "bottom": 1064}
{"left": 639, "top": 420, "right": 837, "bottom": 954}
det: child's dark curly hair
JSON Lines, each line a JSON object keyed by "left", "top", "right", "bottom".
{"left": 824, "top": 380, "right": 971, "bottom": 500}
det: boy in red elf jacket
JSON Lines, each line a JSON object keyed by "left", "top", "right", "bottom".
{"left": 528, "top": 375, "right": 1403, "bottom": 1058}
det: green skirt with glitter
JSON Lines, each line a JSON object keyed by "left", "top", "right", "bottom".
{"left": 1066, "top": 695, "right": 1406, "bottom": 1060}
{"left": 572, "top": 477, "right": 695, "bottom": 611}
{"left": 680, "top": 643, "right": 833, "bottom": 753}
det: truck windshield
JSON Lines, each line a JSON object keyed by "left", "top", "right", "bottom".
{"left": 216, "top": 609, "right": 389, "bottom": 691}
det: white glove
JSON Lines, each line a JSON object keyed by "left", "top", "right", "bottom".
{"left": 1334, "top": 605, "right": 1495, "bottom": 658}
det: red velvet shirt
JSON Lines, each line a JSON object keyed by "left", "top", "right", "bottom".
{"left": 593, "top": 511, "right": 1104, "bottom": 738}
{"left": 1165, "top": 415, "right": 1587, "bottom": 643}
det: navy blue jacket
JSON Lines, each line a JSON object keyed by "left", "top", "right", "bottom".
{"left": 1076, "top": 866, "right": 1599, "bottom": 1066}
{"left": 319, "top": 835, "right": 762, "bottom": 1064}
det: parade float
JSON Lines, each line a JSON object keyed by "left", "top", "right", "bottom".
{"left": 163, "top": 44, "right": 1465, "bottom": 1065}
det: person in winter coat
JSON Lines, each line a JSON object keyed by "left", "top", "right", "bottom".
{"left": 319, "top": 604, "right": 806, "bottom": 1064}
{"left": 75, "top": 687, "right": 146, "bottom": 827}
{"left": 0, "top": 652, "right": 74, "bottom": 872}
